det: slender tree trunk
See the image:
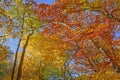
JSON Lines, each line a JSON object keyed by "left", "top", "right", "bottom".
{"left": 11, "top": 38, "right": 21, "bottom": 80}
{"left": 66, "top": 59, "right": 73, "bottom": 80}
{"left": 67, "top": 70, "right": 72, "bottom": 80}
{"left": 16, "top": 32, "right": 33, "bottom": 80}
{"left": 61, "top": 64, "right": 67, "bottom": 80}
{"left": 38, "top": 62, "right": 42, "bottom": 80}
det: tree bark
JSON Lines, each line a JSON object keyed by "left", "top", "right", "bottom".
{"left": 16, "top": 32, "right": 33, "bottom": 80}
{"left": 11, "top": 38, "right": 21, "bottom": 80}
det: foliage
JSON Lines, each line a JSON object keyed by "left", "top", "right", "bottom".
{"left": 35, "top": 0, "right": 120, "bottom": 79}
{"left": 0, "top": 44, "right": 13, "bottom": 80}
{"left": 1, "top": 0, "right": 120, "bottom": 80}
{"left": 21, "top": 33, "right": 71, "bottom": 79}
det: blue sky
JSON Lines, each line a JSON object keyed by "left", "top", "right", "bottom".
{"left": 35, "top": 0, "right": 55, "bottom": 4}
{"left": 6, "top": 38, "right": 20, "bottom": 53}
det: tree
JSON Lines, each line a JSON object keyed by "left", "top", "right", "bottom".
{"left": 35, "top": 0, "right": 120, "bottom": 79}
{"left": 1, "top": 0, "right": 44, "bottom": 80}
{"left": 0, "top": 44, "right": 14, "bottom": 80}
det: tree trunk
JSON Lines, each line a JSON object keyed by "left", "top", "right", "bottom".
{"left": 16, "top": 32, "right": 33, "bottom": 80}
{"left": 11, "top": 38, "right": 21, "bottom": 80}
{"left": 61, "top": 64, "right": 67, "bottom": 80}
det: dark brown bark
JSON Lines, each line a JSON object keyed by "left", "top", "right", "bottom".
{"left": 11, "top": 38, "right": 21, "bottom": 80}
{"left": 16, "top": 32, "right": 33, "bottom": 80}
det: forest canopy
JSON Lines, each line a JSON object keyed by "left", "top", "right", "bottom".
{"left": 0, "top": 0, "right": 120, "bottom": 80}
